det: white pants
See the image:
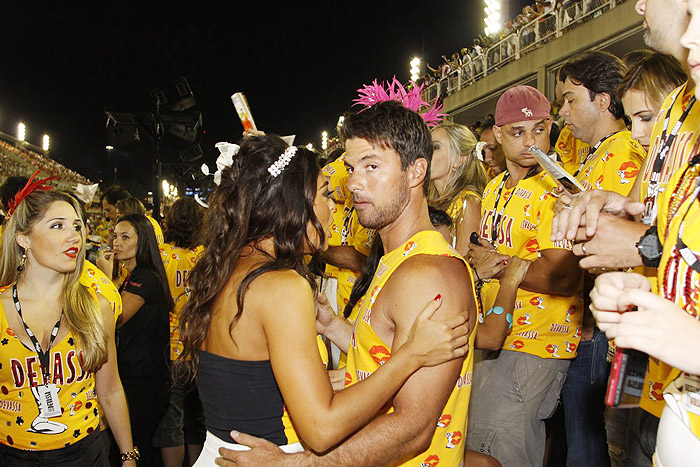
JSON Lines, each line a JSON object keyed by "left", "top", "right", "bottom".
{"left": 193, "top": 431, "right": 303, "bottom": 466}
{"left": 653, "top": 394, "right": 700, "bottom": 467}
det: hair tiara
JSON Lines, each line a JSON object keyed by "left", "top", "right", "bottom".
{"left": 353, "top": 76, "right": 447, "bottom": 127}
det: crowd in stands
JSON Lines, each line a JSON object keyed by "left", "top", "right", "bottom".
{"left": 0, "top": 136, "right": 91, "bottom": 189}
{"left": 0, "top": 0, "right": 699, "bottom": 466}
{"left": 423, "top": 0, "right": 623, "bottom": 97}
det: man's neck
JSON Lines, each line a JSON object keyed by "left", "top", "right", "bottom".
{"left": 504, "top": 162, "right": 535, "bottom": 188}
{"left": 587, "top": 118, "right": 626, "bottom": 147}
{"left": 378, "top": 196, "right": 434, "bottom": 253}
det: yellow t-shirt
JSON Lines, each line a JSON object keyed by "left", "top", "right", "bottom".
{"left": 345, "top": 230, "right": 476, "bottom": 466}
{"left": 146, "top": 215, "right": 164, "bottom": 246}
{"left": 555, "top": 125, "right": 590, "bottom": 175}
{"left": 638, "top": 82, "right": 700, "bottom": 417}
{"left": 160, "top": 243, "right": 203, "bottom": 361}
{"left": 655, "top": 159, "right": 700, "bottom": 435}
{"left": 79, "top": 260, "right": 122, "bottom": 322}
{"left": 0, "top": 293, "right": 100, "bottom": 450}
{"left": 479, "top": 170, "right": 583, "bottom": 358}
{"left": 322, "top": 156, "right": 375, "bottom": 312}
{"left": 575, "top": 130, "right": 645, "bottom": 196}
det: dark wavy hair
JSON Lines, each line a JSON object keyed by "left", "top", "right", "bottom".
{"left": 177, "top": 135, "right": 324, "bottom": 378}
{"left": 164, "top": 197, "right": 203, "bottom": 249}
{"left": 116, "top": 213, "right": 174, "bottom": 312}
{"left": 558, "top": 51, "right": 627, "bottom": 120}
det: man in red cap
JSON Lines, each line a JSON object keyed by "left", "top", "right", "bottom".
{"left": 465, "top": 85, "right": 582, "bottom": 466}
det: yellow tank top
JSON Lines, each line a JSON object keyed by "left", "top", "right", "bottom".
{"left": 344, "top": 230, "right": 477, "bottom": 466}
{"left": 0, "top": 296, "right": 100, "bottom": 450}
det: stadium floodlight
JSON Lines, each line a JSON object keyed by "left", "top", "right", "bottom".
{"left": 410, "top": 57, "right": 421, "bottom": 82}
{"left": 43, "top": 134, "right": 50, "bottom": 151}
{"left": 17, "top": 123, "right": 25, "bottom": 142}
{"left": 484, "top": 0, "right": 502, "bottom": 35}
{"left": 322, "top": 131, "right": 328, "bottom": 151}
{"left": 306, "top": 143, "right": 314, "bottom": 151}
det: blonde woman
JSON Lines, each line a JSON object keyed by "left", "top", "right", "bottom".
{"left": 428, "top": 122, "right": 489, "bottom": 255}
{"left": 0, "top": 182, "right": 137, "bottom": 466}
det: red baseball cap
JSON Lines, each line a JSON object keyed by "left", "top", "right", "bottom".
{"left": 495, "top": 85, "right": 551, "bottom": 126}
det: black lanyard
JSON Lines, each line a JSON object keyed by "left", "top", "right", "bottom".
{"left": 573, "top": 131, "right": 618, "bottom": 178}
{"left": 490, "top": 166, "right": 539, "bottom": 243}
{"left": 12, "top": 283, "right": 62, "bottom": 386}
{"left": 643, "top": 88, "right": 696, "bottom": 223}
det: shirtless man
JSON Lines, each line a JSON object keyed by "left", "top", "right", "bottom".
{"left": 217, "top": 101, "right": 480, "bottom": 466}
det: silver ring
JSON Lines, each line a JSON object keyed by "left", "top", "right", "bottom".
{"left": 581, "top": 243, "right": 588, "bottom": 255}
{"left": 562, "top": 204, "right": 573, "bottom": 210}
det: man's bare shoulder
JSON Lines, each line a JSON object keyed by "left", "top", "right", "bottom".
{"left": 392, "top": 254, "right": 470, "bottom": 286}
{"left": 378, "top": 253, "right": 473, "bottom": 322}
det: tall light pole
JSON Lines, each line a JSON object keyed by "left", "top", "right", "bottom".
{"left": 106, "top": 145, "right": 116, "bottom": 182}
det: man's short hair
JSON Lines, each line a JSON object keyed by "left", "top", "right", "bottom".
{"left": 558, "top": 51, "right": 627, "bottom": 120}
{"left": 341, "top": 101, "right": 433, "bottom": 193}
{"left": 100, "top": 185, "right": 130, "bottom": 205}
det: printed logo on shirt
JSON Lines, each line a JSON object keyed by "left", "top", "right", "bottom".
{"left": 445, "top": 431, "right": 462, "bottom": 449}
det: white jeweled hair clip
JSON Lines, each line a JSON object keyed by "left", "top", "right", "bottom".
{"left": 267, "top": 145, "right": 298, "bottom": 177}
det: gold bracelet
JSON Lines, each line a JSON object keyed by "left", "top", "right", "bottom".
{"left": 121, "top": 446, "right": 140, "bottom": 462}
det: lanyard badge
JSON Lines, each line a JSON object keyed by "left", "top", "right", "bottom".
{"left": 12, "top": 284, "right": 63, "bottom": 418}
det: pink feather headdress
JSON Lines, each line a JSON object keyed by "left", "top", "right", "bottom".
{"left": 353, "top": 76, "right": 447, "bottom": 127}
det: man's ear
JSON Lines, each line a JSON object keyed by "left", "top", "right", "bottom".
{"left": 408, "top": 157, "right": 429, "bottom": 189}
{"left": 595, "top": 92, "right": 612, "bottom": 115}
{"left": 493, "top": 125, "right": 504, "bottom": 144}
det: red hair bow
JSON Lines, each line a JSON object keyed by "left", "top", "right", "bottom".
{"left": 6, "top": 170, "right": 57, "bottom": 218}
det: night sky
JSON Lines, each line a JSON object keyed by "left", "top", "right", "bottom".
{"left": 1, "top": 1, "right": 528, "bottom": 194}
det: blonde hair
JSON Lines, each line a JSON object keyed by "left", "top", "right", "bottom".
{"left": 617, "top": 52, "right": 687, "bottom": 111}
{"left": 428, "top": 122, "right": 489, "bottom": 211}
{"left": 0, "top": 191, "right": 107, "bottom": 372}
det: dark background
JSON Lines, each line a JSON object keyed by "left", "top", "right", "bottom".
{"left": 0, "top": 1, "right": 528, "bottom": 194}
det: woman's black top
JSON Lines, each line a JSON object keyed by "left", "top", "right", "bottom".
{"left": 117, "top": 265, "right": 170, "bottom": 382}
{"left": 196, "top": 349, "right": 290, "bottom": 445}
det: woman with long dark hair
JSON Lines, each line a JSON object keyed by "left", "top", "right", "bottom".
{"left": 178, "top": 135, "right": 469, "bottom": 463}
{"left": 112, "top": 213, "right": 173, "bottom": 466}
{"left": 0, "top": 185, "right": 137, "bottom": 466}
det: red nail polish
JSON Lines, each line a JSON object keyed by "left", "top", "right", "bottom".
{"left": 434, "top": 294, "right": 441, "bottom": 301}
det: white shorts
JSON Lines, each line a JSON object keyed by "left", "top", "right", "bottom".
{"left": 193, "top": 431, "right": 303, "bottom": 466}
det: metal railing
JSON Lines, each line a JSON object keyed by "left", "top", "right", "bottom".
{"left": 422, "top": 0, "right": 625, "bottom": 101}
